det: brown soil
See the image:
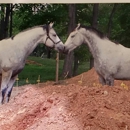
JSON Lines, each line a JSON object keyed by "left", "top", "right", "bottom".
{"left": 26, "top": 60, "right": 43, "bottom": 66}
{"left": 0, "top": 68, "right": 130, "bottom": 130}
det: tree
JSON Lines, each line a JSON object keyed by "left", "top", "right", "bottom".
{"left": 90, "top": 4, "right": 99, "bottom": 69}
{"left": 62, "top": 4, "right": 76, "bottom": 78}
{"left": 114, "top": 4, "right": 130, "bottom": 47}
{"left": 4, "top": 4, "right": 10, "bottom": 38}
{"left": 92, "top": 4, "right": 99, "bottom": 28}
{"left": 107, "top": 4, "right": 118, "bottom": 38}
{"left": 0, "top": 4, "right": 5, "bottom": 40}
{"left": 9, "top": 4, "right": 13, "bottom": 37}
{"left": 0, "top": 4, "right": 14, "bottom": 40}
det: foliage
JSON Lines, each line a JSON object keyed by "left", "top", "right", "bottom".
{"left": 117, "top": 4, "right": 130, "bottom": 47}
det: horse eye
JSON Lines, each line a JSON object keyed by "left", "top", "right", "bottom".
{"left": 53, "top": 34, "right": 56, "bottom": 37}
{"left": 71, "top": 35, "right": 75, "bottom": 38}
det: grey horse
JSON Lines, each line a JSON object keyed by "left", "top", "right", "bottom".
{"left": 0, "top": 23, "right": 64, "bottom": 104}
{"left": 63, "top": 23, "right": 130, "bottom": 86}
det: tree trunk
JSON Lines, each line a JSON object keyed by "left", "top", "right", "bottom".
{"left": 9, "top": 4, "right": 13, "bottom": 37}
{"left": 62, "top": 4, "right": 76, "bottom": 78}
{"left": 73, "top": 56, "right": 79, "bottom": 76}
{"left": 107, "top": 4, "right": 118, "bottom": 38}
{"left": 90, "top": 4, "right": 99, "bottom": 69}
{"left": 92, "top": 4, "right": 99, "bottom": 28}
{"left": 47, "top": 48, "right": 51, "bottom": 59}
{"left": 4, "top": 4, "right": 10, "bottom": 38}
{"left": 62, "top": 51, "right": 74, "bottom": 78}
{"left": 0, "top": 5, "right": 5, "bottom": 40}
{"left": 0, "top": 4, "right": 11, "bottom": 40}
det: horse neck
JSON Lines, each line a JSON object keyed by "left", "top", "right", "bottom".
{"left": 84, "top": 33, "right": 108, "bottom": 59}
{"left": 14, "top": 27, "right": 45, "bottom": 58}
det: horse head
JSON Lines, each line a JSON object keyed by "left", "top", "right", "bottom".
{"left": 63, "top": 23, "right": 85, "bottom": 54}
{"left": 44, "top": 23, "right": 64, "bottom": 52}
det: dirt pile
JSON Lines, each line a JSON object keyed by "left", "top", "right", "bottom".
{"left": 0, "top": 68, "right": 130, "bottom": 130}
{"left": 67, "top": 68, "right": 130, "bottom": 87}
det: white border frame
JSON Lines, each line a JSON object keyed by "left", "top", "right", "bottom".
{"left": 0, "top": 0, "right": 129, "bottom": 4}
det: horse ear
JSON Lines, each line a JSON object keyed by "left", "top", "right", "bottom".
{"left": 49, "top": 22, "right": 54, "bottom": 28}
{"left": 76, "top": 23, "right": 80, "bottom": 30}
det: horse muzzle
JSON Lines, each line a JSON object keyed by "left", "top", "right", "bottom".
{"left": 62, "top": 46, "right": 69, "bottom": 54}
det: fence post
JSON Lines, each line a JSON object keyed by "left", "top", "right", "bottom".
{"left": 56, "top": 52, "right": 59, "bottom": 83}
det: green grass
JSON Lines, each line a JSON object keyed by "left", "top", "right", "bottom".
{"left": 78, "top": 61, "right": 90, "bottom": 74}
{"left": 15, "top": 56, "right": 89, "bottom": 86}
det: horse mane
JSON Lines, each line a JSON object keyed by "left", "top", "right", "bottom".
{"left": 79, "top": 25, "right": 119, "bottom": 45}
{"left": 11, "top": 24, "right": 48, "bottom": 40}
{"left": 79, "top": 25, "right": 106, "bottom": 39}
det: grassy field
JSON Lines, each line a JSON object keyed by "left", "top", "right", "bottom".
{"left": 15, "top": 56, "right": 90, "bottom": 86}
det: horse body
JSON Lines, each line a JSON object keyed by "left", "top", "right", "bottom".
{"left": 0, "top": 28, "right": 44, "bottom": 69}
{"left": 63, "top": 24, "right": 130, "bottom": 86}
{"left": 94, "top": 40, "right": 130, "bottom": 84}
{"left": 0, "top": 23, "right": 64, "bottom": 104}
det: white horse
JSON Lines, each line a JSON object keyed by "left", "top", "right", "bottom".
{"left": 0, "top": 23, "right": 64, "bottom": 104}
{"left": 63, "top": 23, "right": 130, "bottom": 86}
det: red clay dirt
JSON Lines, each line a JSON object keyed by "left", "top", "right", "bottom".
{"left": 0, "top": 68, "right": 130, "bottom": 130}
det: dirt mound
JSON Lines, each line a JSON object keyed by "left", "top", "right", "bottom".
{"left": 0, "top": 68, "right": 130, "bottom": 130}
{"left": 67, "top": 68, "right": 99, "bottom": 86}
{"left": 67, "top": 68, "right": 130, "bottom": 88}
{"left": 26, "top": 60, "right": 43, "bottom": 66}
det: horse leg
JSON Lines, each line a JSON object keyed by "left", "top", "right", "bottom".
{"left": 4, "top": 75, "right": 17, "bottom": 103}
{"left": 105, "top": 75, "right": 114, "bottom": 86}
{"left": 99, "top": 76, "right": 106, "bottom": 85}
{"left": 0, "top": 70, "right": 12, "bottom": 104}
{"left": 97, "top": 73, "right": 106, "bottom": 85}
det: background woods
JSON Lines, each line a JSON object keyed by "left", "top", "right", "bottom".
{"left": 0, "top": 4, "right": 14, "bottom": 40}
{"left": 0, "top": 3, "right": 130, "bottom": 80}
